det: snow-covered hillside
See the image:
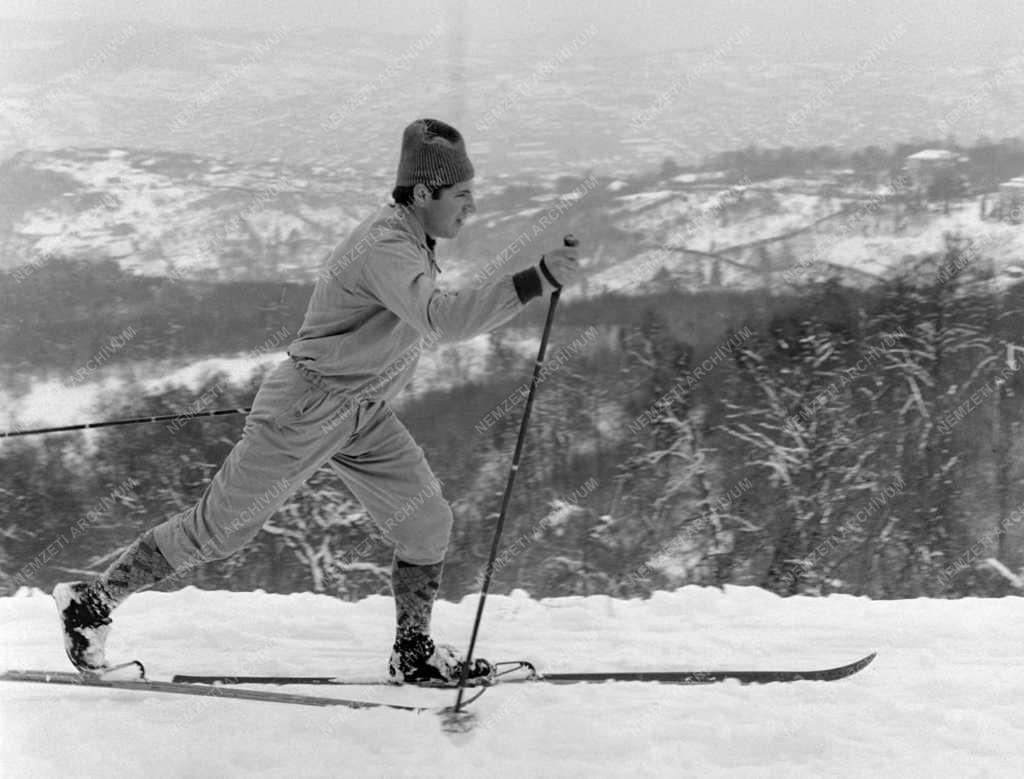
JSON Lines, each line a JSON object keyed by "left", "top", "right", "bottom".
{"left": 2, "top": 148, "right": 367, "bottom": 282}
{"left": 3, "top": 586, "right": 1022, "bottom": 777}
{"left": 6, "top": 145, "right": 1022, "bottom": 302}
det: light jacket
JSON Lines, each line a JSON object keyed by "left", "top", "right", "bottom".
{"left": 287, "top": 203, "right": 542, "bottom": 401}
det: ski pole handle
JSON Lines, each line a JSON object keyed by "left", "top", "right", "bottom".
{"left": 551, "top": 234, "right": 579, "bottom": 299}
{"left": 539, "top": 234, "right": 579, "bottom": 296}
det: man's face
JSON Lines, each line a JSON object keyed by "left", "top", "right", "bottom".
{"left": 416, "top": 179, "right": 475, "bottom": 240}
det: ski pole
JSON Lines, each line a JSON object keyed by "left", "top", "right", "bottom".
{"left": 452, "top": 234, "right": 578, "bottom": 714}
{"left": 1, "top": 407, "right": 252, "bottom": 439}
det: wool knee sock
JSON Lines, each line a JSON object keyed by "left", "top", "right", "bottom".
{"left": 93, "top": 529, "right": 175, "bottom": 608}
{"left": 391, "top": 557, "right": 443, "bottom": 643}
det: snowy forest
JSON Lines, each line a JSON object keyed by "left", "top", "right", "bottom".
{"left": 4, "top": 230, "right": 1024, "bottom": 602}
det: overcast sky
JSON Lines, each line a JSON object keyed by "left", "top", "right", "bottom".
{"left": 4, "top": 0, "right": 1023, "bottom": 57}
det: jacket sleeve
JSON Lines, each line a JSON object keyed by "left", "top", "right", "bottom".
{"left": 358, "top": 237, "right": 532, "bottom": 342}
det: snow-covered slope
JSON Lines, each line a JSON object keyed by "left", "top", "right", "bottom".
{"left": 3, "top": 586, "right": 1022, "bottom": 777}
{"left": 1, "top": 148, "right": 365, "bottom": 282}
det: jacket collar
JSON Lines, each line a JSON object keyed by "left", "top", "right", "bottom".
{"left": 388, "top": 203, "right": 440, "bottom": 273}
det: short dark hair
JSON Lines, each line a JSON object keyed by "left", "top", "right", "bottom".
{"left": 392, "top": 183, "right": 449, "bottom": 207}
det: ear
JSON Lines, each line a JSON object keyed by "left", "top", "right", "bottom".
{"left": 413, "top": 183, "right": 431, "bottom": 204}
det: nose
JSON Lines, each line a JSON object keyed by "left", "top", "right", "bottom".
{"left": 464, "top": 195, "right": 476, "bottom": 215}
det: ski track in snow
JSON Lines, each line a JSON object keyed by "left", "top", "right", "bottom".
{"left": 2, "top": 586, "right": 1023, "bottom": 777}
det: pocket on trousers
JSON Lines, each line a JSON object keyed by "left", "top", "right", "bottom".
{"left": 271, "top": 385, "right": 327, "bottom": 428}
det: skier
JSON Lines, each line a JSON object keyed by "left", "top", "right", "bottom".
{"left": 53, "top": 118, "right": 581, "bottom": 685}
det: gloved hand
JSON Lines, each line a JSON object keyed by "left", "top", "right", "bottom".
{"left": 539, "top": 235, "right": 581, "bottom": 293}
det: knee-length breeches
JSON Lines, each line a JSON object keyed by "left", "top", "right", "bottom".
{"left": 151, "top": 358, "right": 452, "bottom": 570}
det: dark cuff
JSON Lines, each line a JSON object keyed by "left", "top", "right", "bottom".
{"left": 513, "top": 267, "right": 544, "bottom": 303}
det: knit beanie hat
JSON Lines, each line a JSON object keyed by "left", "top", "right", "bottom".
{"left": 395, "top": 118, "right": 474, "bottom": 188}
